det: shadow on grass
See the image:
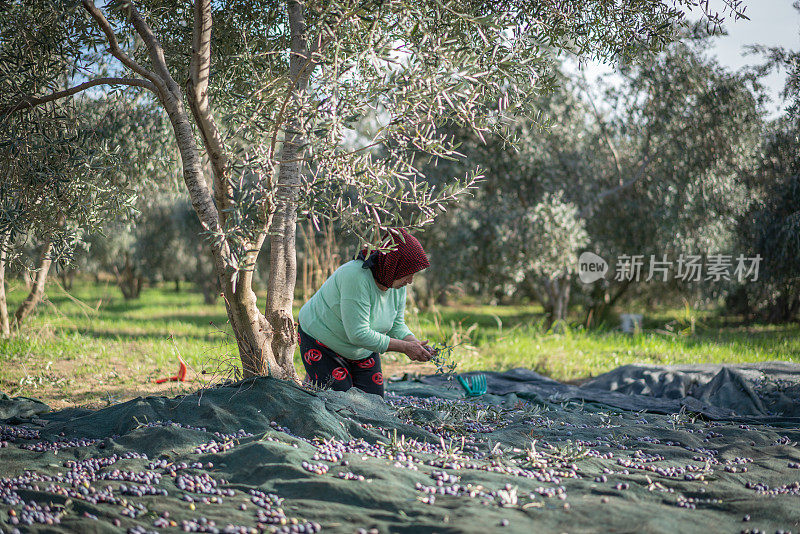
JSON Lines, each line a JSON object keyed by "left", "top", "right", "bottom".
{"left": 80, "top": 312, "right": 232, "bottom": 330}
{"left": 57, "top": 327, "right": 231, "bottom": 343}
{"left": 424, "top": 308, "right": 546, "bottom": 330}
{"left": 43, "top": 292, "right": 149, "bottom": 312}
{"left": 43, "top": 285, "right": 216, "bottom": 314}
{"left": 93, "top": 300, "right": 151, "bottom": 314}
{"left": 669, "top": 326, "right": 800, "bottom": 354}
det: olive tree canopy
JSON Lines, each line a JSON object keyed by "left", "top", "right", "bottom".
{"left": 0, "top": 93, "right": 174, "bottom": 335}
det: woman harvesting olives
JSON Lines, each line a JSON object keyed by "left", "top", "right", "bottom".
{"left": 297, "top": 228, "right": 435, "bottom": 397}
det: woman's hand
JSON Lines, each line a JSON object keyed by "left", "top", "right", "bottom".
{"left": 404, "top": 339, "right": 433, "bottom": 362}
{"left": 387, "top": 337, "right": 435, "bottom": 362}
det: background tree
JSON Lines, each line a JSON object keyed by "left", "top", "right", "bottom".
{"left": 420, "top": 67, "right": 602, "bottom": 319}
{"left": 581, "top": 34, "right": 763, "bottom": 322}
{"left": 137, "top": 200, "right": 220, "bottom": 303}
{"left": 85, "top": 197, "right": 216, "bottom": 302}
{"left": 731, "top": 33, "right": 800, "bottom": 322}
{"left": 422, "top": 34, "right": 763, "bottom": 325}
{"left": 0, "top": 95, "right": 160, "bottom": 335}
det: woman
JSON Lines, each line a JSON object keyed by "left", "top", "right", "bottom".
{"left": 297, "top": 228, "right": 434, "bottom": 397}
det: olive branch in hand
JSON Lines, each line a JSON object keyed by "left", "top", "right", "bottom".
{"left": 428, "top": 343, "right": 459, "bottom": 383}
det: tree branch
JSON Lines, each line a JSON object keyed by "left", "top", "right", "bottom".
{"left": 275, "top": 140, "right": 383, "bottom": 165}
{"left": 524, "top": 277, "right": 548, "bottom": 309}
{"left": 596, "top": 153, "right": 652, "bottom": 202}
{"left": 94, "top": 0, "right": 228, "bottom": 269}
{"left": 577, "top": 71, "right": 623, "bottom": 183}
{"left": 0, "top": 77, "right": 156, "bottom": 114}
{"left": 80, "top": 0, "right": 162, "bottom": 88}
{"left": 268, "top": 43, "right": 322, "bottom": 164}
{"left": 187, "top": 0, "right": 232, "bottom": 227}
{"left": 118, "top": 1, "right": 174, "bottom": 85}
{"left": 579, "top": 152, "right": 653, "bottom": 219}
{"left": 267, "top": 2, "right": 363, "bottom": 163}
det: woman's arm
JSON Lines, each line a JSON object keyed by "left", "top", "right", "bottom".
{"left": 386, "top": 289, "right": 413, "bottom": 340}
{"left": 384, "top": 288, "right": 432, "bottom": 361}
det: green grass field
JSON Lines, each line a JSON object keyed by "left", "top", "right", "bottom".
{"left": 1, "top": 278, "right": 799, "bottom": 408}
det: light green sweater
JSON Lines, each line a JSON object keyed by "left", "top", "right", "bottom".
{"left": 298, "top": 260, "right": 413, "bottom": 360}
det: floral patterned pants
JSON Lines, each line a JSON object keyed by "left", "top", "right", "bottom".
{"left": 297, "top": 326, "right": 384, "bottom": 397}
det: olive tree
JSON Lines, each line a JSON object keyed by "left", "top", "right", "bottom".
{"left": 423, "top": 33, "right": 762, "bottom": 325}
{"left": 0, "top": 97, "right": 154, "bottom": 336}
{"left": 1, "top": 0, "right": 747, "bottom": 375}
{"left": 83, "top": 198, "right": 207, "bottom": 302}
{"left": 136, "top": 199, "right": 219, "bottom": 303}
{"left": 580, "top": 35, "right": 763, "bottom": 321}
{"left": 419, "top": 71, "right": 601, "bottom": 322}
{"left": 0, "top": 0, "right": 182, "bottom": 336}
{"left": 513, "top": 193, "right": 589, "bottom": 324}
{"left": 731, "top": 36, "right": 800, "bottom": 322}
{"left": 0, "top": 78, "right": 179, "bottom": 334}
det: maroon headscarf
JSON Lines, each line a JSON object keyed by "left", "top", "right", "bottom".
{"left": 358, "top": 228, "right": 430, "bottom": 287}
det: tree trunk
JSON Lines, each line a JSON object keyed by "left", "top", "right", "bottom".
{"left": 13, "top": 241, "right": 53, "bottom": 328}
{"left": 545, "top": 275, "right": 571, "bottom": 331}
{"left": 189, "top": 252, "right": 219, "bottom": 304}
{"left": 82, "top": 0, "right": 302, "bottom": 380}
{"left": 21, "top": 266, "right": 32, "bottom": 290}
{"left": 0, "top": 236, "right": 10, "bottom": 338}
{"left": 762, "top": 287, "right": 800, "bottom": 323}
{"left": 553, "top": 275, "right": 571, "bottom": 324}
{"left": 165, "top": 80, "right": 279, "bottom": 377}
{"left": 585, "top": 280, "right": 631, "bottom": 328}
{"left": 262, "top": 0, "right": 314, "bottom": 383}
{"left": 528, "top": 273, "right": 572, "bottom": 330}
{"left": 201, "top": 284, "right": 218, "bottom": 305}
{"left": 59, "top": 269, "right": 74, "bottom": 290}
{"left": 113, "top": 252, "right": 143, "bottom": 300}
{"left": 299, "top": 220, "right": 313, "bottom": 301}
{"left": 180, "top": 0, "right": 293, "bottom": 379}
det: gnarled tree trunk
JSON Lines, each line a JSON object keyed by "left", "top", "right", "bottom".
{"left": 59, "top": 269, "right": 75, "bottom": 290}
{"left": 112, "top": 252, "right": 143, "bottom": 300}
{"left": 264, "top": 0, "right": 314, "bottom": 380}
{"left": 21, "top": 266, "right": 32, "bottom": 290}
{"left": 5, "top": 0, "right": 307, "bottom": 379}
{"left": 181, "top": 0, "right": 301, "bottom": 380}
{"left": 13, "top": 240, "right": 53, "bottom": 328}
{"left": 527, "top": 272, "right": 572, "bottom": 330}
{"left": 175, "top": 32, "right": 277, "bottom": 378}
{"left": 78, "top": 0, "right": 307, "bottom": 380}
{"left": 585, "top": 279, "right": 632, "bottom": 328}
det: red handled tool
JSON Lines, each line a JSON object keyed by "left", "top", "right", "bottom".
{"left": 154, "top": 356, "right": 188, "bottom": 384}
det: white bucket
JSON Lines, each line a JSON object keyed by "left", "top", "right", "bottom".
{"left": 620, "top": 313, "right": 643, "bottom": 333}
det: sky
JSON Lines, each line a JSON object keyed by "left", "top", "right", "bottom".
{"left": 580, "top": 0, "right": 800, "bottom": 118}
{"left": 708, "top": 0, "right": 799, "bottom": 114}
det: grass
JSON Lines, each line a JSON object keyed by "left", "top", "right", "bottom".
{"left": 1, "top": 278, "right": 798, "bottom": 408}
{"left": 409, "top": 303, "right": 800, "bottom": 380}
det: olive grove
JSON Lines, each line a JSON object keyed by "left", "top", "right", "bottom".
{"left": 0, "top": 0, "right": 748, "bottom": 375}
{"left": 731, "top": 36, "right": 800, "bottom": 322}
